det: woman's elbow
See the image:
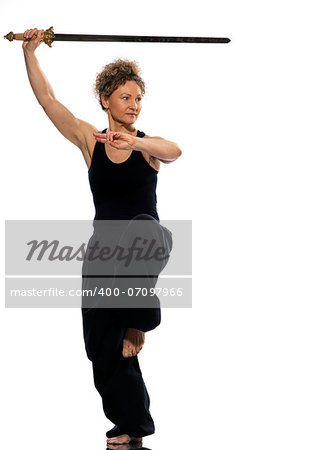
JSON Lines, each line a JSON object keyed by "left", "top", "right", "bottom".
{"left": 161, "top": 143, "right": 182, "bottom": 163}
{"left": 175, "top": 144, "right": 182, "bottom": 159}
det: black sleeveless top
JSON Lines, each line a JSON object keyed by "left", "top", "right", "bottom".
{"left": 88, "top": 128, "right": 159, "bottom": 221}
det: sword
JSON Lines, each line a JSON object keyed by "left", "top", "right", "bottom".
{"left": 4, "top": 26, "right": 230, "bottom": 48}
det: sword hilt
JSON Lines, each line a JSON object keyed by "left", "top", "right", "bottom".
{"left": 4, "top": 26, "right": 54, "bottom": 47}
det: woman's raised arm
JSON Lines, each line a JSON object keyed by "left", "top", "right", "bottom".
{"left": 23, "top": 28, "right": 97, "bottom": 163}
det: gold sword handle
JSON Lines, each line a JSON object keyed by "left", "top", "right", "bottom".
{"left": 4, "top": 26, "right": 54, "bottom": 47}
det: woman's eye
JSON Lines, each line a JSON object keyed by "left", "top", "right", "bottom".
{"left": 122, "top": 96, "right": 141, "bottom": 101}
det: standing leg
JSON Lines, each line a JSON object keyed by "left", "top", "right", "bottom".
{"left": 81, "top": 307, "right": 155, "bottom": 438}
{"left": 81, "top": 228, "right": 156, "bottom": 438}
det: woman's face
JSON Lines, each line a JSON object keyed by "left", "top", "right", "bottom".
{"left": 103, "top": 80, "right": 143, "bottom": 125}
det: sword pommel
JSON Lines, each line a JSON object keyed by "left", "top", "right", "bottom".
{"left": 4, "top": 31, "right": 15, "bottom": 42}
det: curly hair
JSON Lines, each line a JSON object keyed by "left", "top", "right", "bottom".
{"left": 93, "top": 58, "right": 146, "bottom": 111}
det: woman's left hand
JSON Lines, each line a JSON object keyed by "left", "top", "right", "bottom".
{"left": 93, "top": 131, "right": 136, "bottom": 150}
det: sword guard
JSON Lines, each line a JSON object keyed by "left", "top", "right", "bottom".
{"left": 4, "top": 26, "right": 54, "bottom": 47}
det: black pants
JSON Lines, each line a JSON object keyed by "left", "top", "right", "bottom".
{"left": 81, "top": 214, "right": 172, "bottom": 438}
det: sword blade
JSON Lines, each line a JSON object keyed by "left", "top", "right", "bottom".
{"left": 54, "top": 33, "right": 230, "bottom": 44}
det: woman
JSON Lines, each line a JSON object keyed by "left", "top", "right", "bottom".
{"left": 23, "top": 28, "right": 181, "bottom": 446}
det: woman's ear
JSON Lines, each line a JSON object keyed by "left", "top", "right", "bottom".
{"left": 101, "top": 94, "right": 108, "bottom": 110}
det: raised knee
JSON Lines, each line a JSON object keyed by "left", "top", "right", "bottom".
{"left": 131, "top": 213, "right": 156, "bottom": 221}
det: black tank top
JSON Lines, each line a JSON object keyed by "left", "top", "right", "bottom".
{"left": 88, "top": 128, "right": 159, "bottom": 220}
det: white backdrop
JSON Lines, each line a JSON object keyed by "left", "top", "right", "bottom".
{"left": 1, "top": 1, "right": 336, "bottom": 449}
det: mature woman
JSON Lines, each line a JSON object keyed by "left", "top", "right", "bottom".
{"left": 23, "top": 28, "right": 181, "bottom": 446}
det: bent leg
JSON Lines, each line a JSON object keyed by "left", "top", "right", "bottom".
{"left": 112, "top": 214, "right": 173, "bottom": 332}
{"left": 81, "top": 215, "right": 173, "bottom": 332}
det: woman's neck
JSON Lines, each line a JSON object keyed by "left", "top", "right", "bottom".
{"left": 107, "top": 110, "right": 137, "bottom": 135}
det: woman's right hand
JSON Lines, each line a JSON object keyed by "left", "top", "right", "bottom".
{"left": 22, "top": 28, "right": 44, "bottom": 52}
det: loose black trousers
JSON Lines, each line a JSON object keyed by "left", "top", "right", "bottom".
{"left": 81, "top": 214, "right": 172, "bottom": 437}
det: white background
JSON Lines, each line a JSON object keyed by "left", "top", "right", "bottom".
{"left": 1, "top": 0, "right": 336, "bottom": 449}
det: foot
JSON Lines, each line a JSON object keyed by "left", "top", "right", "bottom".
{"left": 107, "top": 444, "right": 143, "bottom": 450}
{"left": 107, "top": 443, "right": 143, "bottom": 450}
{"left": 122, "top": 327, "right": 145, "bottom": 358}
{"left": 107, "top": 434, "right": 143, "bottom": 445}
